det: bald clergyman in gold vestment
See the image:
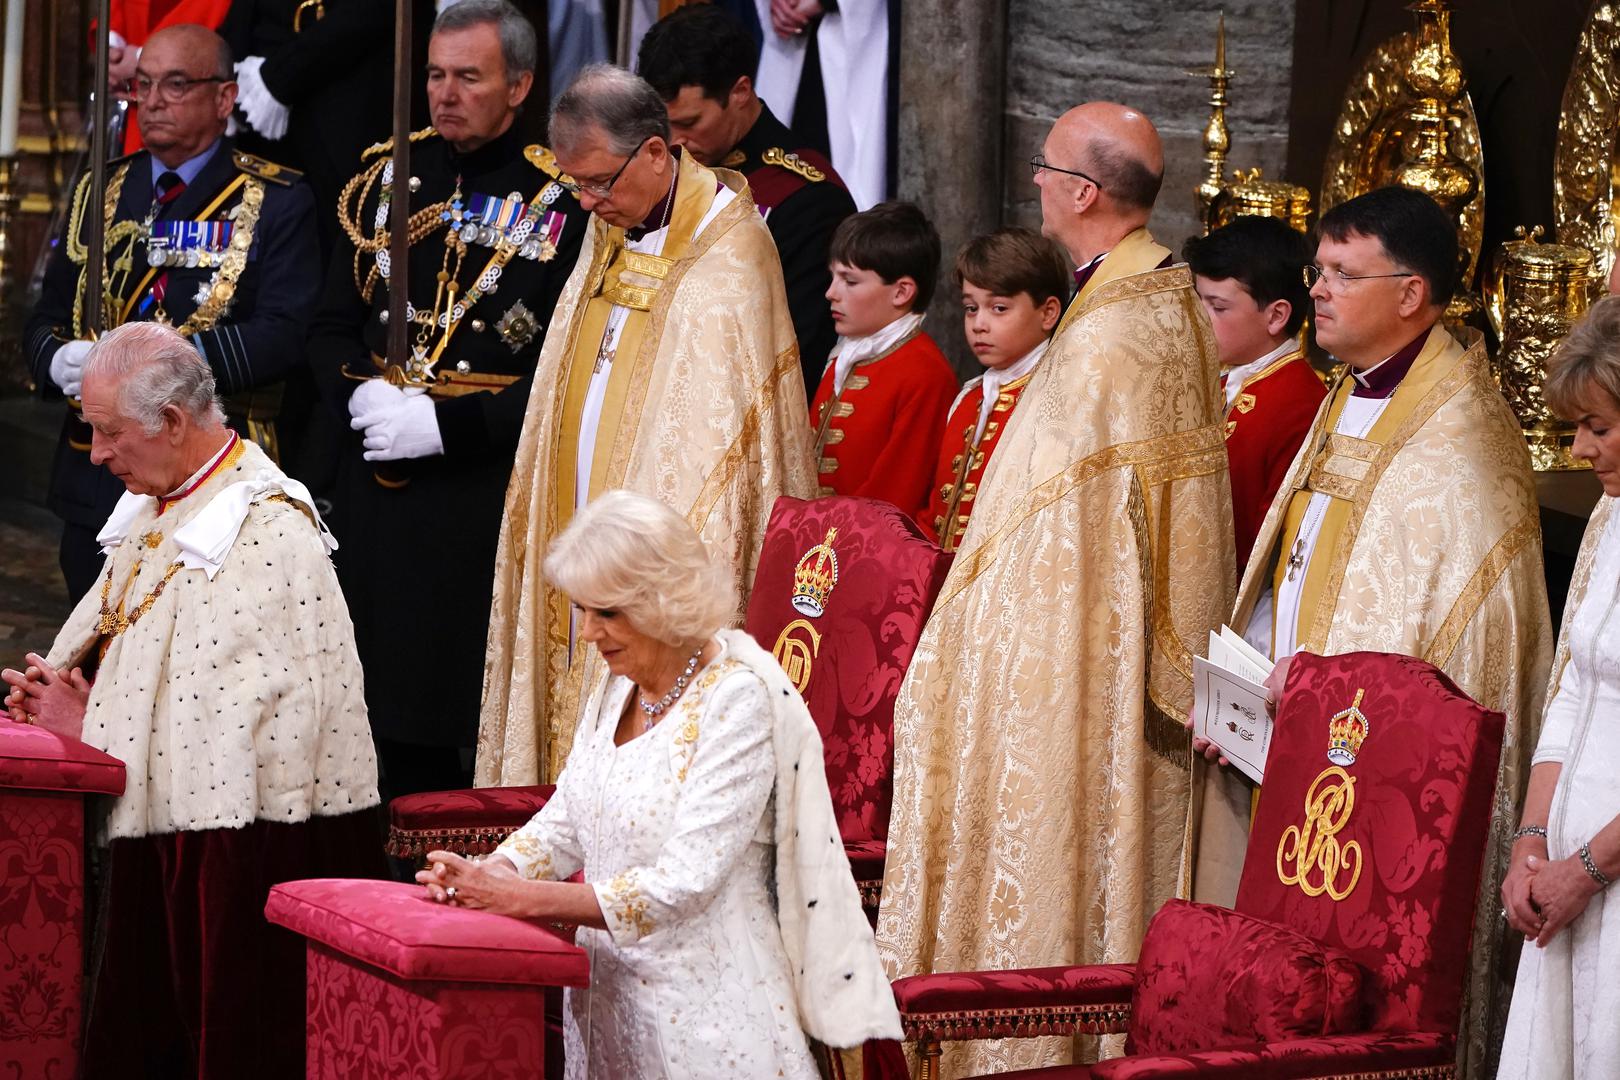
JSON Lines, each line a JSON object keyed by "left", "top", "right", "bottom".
{"left": 477, "top": 70, "right": 814, "bottom": 786}
{"left": 1190, "top": 189, "right": 1551, "bottom": 1079}
{"left": 876, "top": 104, "right": 1236, "bottom": 1076}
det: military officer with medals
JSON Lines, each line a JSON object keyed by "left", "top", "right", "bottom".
{"left": 24, "top": 23, "right": 321, "bottom": 604}
{"left": 306, "top": 0, "right": 586, "bottom": 801}
{"left": 637, "top": 4, "right": 855, "bottom": 394}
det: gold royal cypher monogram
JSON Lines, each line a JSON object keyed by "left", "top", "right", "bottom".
{"left": 1276, "top": 688, "right": 1370, "bottom": 902}
{"left": 771, "top": 527, "right": 839, "bottom": 693}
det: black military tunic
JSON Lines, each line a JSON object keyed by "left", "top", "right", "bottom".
{"left": 24, "top": 137, "right": 321, "bottom": 602}
{"left": 723, "top": 103, "right": 855, "bottom": 395}
{"left": 307, "top": 125, "right": 587, "bottom": 790}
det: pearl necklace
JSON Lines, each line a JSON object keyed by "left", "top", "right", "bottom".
{"left": 638, "top": 645, "right": 705, "bottom": 723}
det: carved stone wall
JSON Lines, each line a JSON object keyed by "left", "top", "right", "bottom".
{"left": 1001, "top": 0, "right": 1296, "bottom": 256}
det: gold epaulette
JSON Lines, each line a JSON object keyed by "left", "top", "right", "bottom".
{"left": 524, "top": 144, "right": 581, "bottom": 200}
{"left": 234, "top": 150, "right": 302, "bottom": 186}
{"left": 361, "top": 126, "right": 439, "bottom": 161}
{"left": 763, "top": 147, "right": 826, "bottom": 182}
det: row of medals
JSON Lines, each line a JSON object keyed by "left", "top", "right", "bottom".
{"left": 147, "top": 230, "right": 233, "bottom": 268}
{"left": 452, "top": 183, "right": 565, "bottom": 262}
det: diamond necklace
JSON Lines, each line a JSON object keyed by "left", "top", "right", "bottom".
{"left": 638, "top": 644, "right": 705, "bottom": 724}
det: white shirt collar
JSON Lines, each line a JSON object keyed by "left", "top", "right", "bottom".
{"left": 974, "top": 339, "right": 1048, "bottom": 442}
{"left": 829, "top": 312, "right": 925, "bottom": 394}
{"left": 1222, "top": 338, "right": 1299, "bottom": 411}
{"left": 164, "top": 433, "right": 237, "bottom": 499}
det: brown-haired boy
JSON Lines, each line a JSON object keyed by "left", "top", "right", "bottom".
{"left": 809, "top": 201, "right": 959, "bottom": 511}
{"left": 917, "top": 227, "right": 1069, "bottom": 550}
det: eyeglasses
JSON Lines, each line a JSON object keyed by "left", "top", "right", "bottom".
{"left": 1303, "top": 264, "right": 1417, "bottom": 289}
{"left": 133, "top": 73, "right": 227, "bottom": 102}
{"left": 561, "top": 136, "right": 651, "bottom": 199}
{"left": 1029, "top": 153, "right": 1103, "bottom": 190}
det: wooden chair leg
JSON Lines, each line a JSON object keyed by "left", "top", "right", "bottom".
{"left": 915, "top": 1037, "right": 942, "bottom": 1080}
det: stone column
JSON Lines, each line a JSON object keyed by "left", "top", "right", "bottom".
{"left": 895, "top": 0, "right": 1008, "bottom": 376}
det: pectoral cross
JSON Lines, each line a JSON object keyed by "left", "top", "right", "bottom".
{"left": 593, "top": 333, "right": 615, "bottom": 375}
{"left": 1285, "top": 537, "right": 1307, "bottom": 581}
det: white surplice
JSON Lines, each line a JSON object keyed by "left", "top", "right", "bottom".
{"left": 496, "top": 639, "right": 820, "bottom": 1080}
{"left": 1498, "top": 500, "right": 1620, "bottom": 1080}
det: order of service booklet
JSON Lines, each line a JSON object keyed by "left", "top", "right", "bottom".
{"left": 1191, "top": 626, "right": 1275, "bottom": 784}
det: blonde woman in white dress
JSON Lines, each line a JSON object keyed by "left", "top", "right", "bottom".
{"left": 1499, "top": 298, "right": 1620, "bottom": 1079}
{"left": 416, "top": 490, "right": 898, "bottom": 1078}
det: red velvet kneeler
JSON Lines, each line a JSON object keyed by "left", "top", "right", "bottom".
{"left": 265, "top": 878, "right": 589, "bottom": 1080}
{"left": 80, "top": 809, "right": 386, "bottom": 1079}
{"left": 0, "top": 722, "right": 125, "bottom": 1078}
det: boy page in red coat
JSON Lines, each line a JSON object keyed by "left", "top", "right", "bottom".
{"left": 917, "top": 227, "right": 1069, "bottom": 550}
{"left": 1184, "top": 216, "right": 1326, "bottom": 568}
{"left": 810, "top": 202, "right": 958, "bottom": 511}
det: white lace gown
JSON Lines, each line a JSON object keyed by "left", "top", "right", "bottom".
{"left": 1499, "top": 505, "right": 1620, "bottom": 1079}
{"left": 496, "top": 639, "right": 820, "bottom": 1079}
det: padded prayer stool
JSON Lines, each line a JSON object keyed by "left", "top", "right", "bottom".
{"left": 0, "top": 721, "right": 126, "bottom": 1077}
{"left": 382, "top": 496, "right": 951, "bottom": 918}
{"left": 883, "top": 651, "right": 1505, "bottom": 1079}
{"left": 265, "top": 878, "right": 588, "bottom": 1079}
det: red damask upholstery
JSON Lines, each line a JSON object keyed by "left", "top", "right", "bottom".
{"left": 890, "top": 651, "right": 1504, "bottom": 1079}
{"left": 0, "top": 722, "right": 127, "bottom": 1078}
{"left": 266, "top": 878, "right": 588, "bottom": 1079}
{"left": 1124, "top": 900, "right": 1363, "bottom": 1056}
{"left": 386, "top": 785, "right": 554, "bottom": 859}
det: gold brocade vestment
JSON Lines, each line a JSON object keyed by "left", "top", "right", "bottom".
{"left": 875, "top": 229, "right": 1236, "bottom": 1075}
{"left": 477, "top": 152, "right": 816, "bottom": 786}
{"left": 1190, "top": 325, "right": 1552, "bottom": 1080}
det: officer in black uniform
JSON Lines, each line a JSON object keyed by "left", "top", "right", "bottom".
{"left": 306, "top": 0, "right": 587, "bottom": 801}
{"left": 637, "top": 3, "right": 856, "bottom": 395}
{"left": 25, "top": 23, "right": 320, "bottom": 604}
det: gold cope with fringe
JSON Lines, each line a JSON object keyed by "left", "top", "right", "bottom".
{"left": 874, "top": 229, "right": 1236, "bottom": 1076}
{"left": 476, "top": 152, "right": 816, "bottom": 786}
{"left": 1189, "top": 324, "right": 1553, "bottom": 1080}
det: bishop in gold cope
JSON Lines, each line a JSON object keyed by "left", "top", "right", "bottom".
{"left": 1191, "top": 187, "right": 1552, "bottom": 1079}
{"left": 477, "top": 64, "right": 814, "bottom": 787}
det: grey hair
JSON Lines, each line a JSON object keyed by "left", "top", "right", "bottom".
{"left": 544, "top": 489, "right": 736, "bottom": 647}
{"left": 550, "top": 64, "right": 671, "bottom": 157}
{"left": 433, "top": 0, "right": 537, "bottom": 82}
{"left": 82, "top": 322, "right": 226, "bottom": 435}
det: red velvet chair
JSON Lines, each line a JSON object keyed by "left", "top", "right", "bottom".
{"left": 0, "top": 722, "right": 127, "bottom": 1077}
{"left": 883, "top": 651, "right": 1505, "bottom": 1080}
{"left": 386, "top": 495, "right": 950, "bottom": 915}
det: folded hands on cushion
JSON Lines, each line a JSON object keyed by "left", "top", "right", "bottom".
{"left": 1188, "top": 654, "right": 1292, "bottom": 766}
{"left": 417, "top": 850, "right": 608, "bottom": 928}
{"left": 2, "top": 652, "right": 90, "bottom": 737}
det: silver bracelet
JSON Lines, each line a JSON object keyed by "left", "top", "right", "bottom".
{"left": 1513, "top": 825, "right": 1549, "bottom": 842}
{"left": 1579, "top": 842, "right": 1612, "bottom": 888}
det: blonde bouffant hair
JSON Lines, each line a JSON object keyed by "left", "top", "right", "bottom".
{"left": 1545, "top": 294, "right": 1620, "bottom": 420}
{"left": 543, "top": 490, "right": 737, "bottom": 646}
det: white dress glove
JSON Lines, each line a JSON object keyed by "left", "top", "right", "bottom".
{"left": 50, "top": 339, "right": 94, "bottom": 397}
{"left": 348, "top": 377, "right": 407, "bottom": 420}
{"left": 234, "top": 56, "right": 290, "bottom": 141}
{"left": 353, "top": 388, "right": 444, "bottom": 461}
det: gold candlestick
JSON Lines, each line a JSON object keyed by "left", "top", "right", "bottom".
{"left": 1187, "top": 12, "right": 1234, "bottom": 233}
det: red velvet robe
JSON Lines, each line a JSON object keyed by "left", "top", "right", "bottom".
{"left": 809, "top": 330, "right": 959, "bottom": 512}
{"left": 916, "top": 372, "right": 1035, "bottom": 551}
{"left": 1224, "top": 346, "right": 1326, "bottom": 569}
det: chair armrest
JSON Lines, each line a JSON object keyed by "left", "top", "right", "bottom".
{"left": 893, "top": 963, "right": 1136, "bottom": 1043}
{"left": 1087, "top": 1030, "right": 1456, "bottom": 1079}
{"left": 385, "top": 784, "right": 554, "bottom": 859}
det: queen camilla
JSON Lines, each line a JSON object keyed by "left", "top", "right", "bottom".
{"left": 417, "top": 490, "right": 898, "bottom": 1076}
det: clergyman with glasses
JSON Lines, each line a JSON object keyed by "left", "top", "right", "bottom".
{"left": 23, "top": 22, "right": 321, "bottom": 605}
{"left": 305, "top": 0, "right": 590, "bottom": 805}
{"left": 1190, "top": 185, "right": 1552, "bottom": 1078}
{"left": 476, "top": 63, "right": 815, "bottom": 789}
{"left": 873, "top": 101, "right": 1235, "bottom": 1076}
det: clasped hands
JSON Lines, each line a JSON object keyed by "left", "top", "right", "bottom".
{"left": 1187, "top": 654, "right": 1293, "bottom": 767}
{"left": 416, "top": 850, "right": 535, "bottom": 916}
{"left": 1502, "top": 839, "right": 1599, "bottom": 948}
{"left": 349, "top": 380, "right": 444, "bottom": 462}
{"left": 2, "top": 652, "right": 90, "bottom": 738}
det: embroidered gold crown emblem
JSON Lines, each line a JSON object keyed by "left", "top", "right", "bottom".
{"left": 790, "top": 527, "right": 839, "bottom": 618}
{"left": 1326, "top": 688, "right": 1370, "bottom": 766}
